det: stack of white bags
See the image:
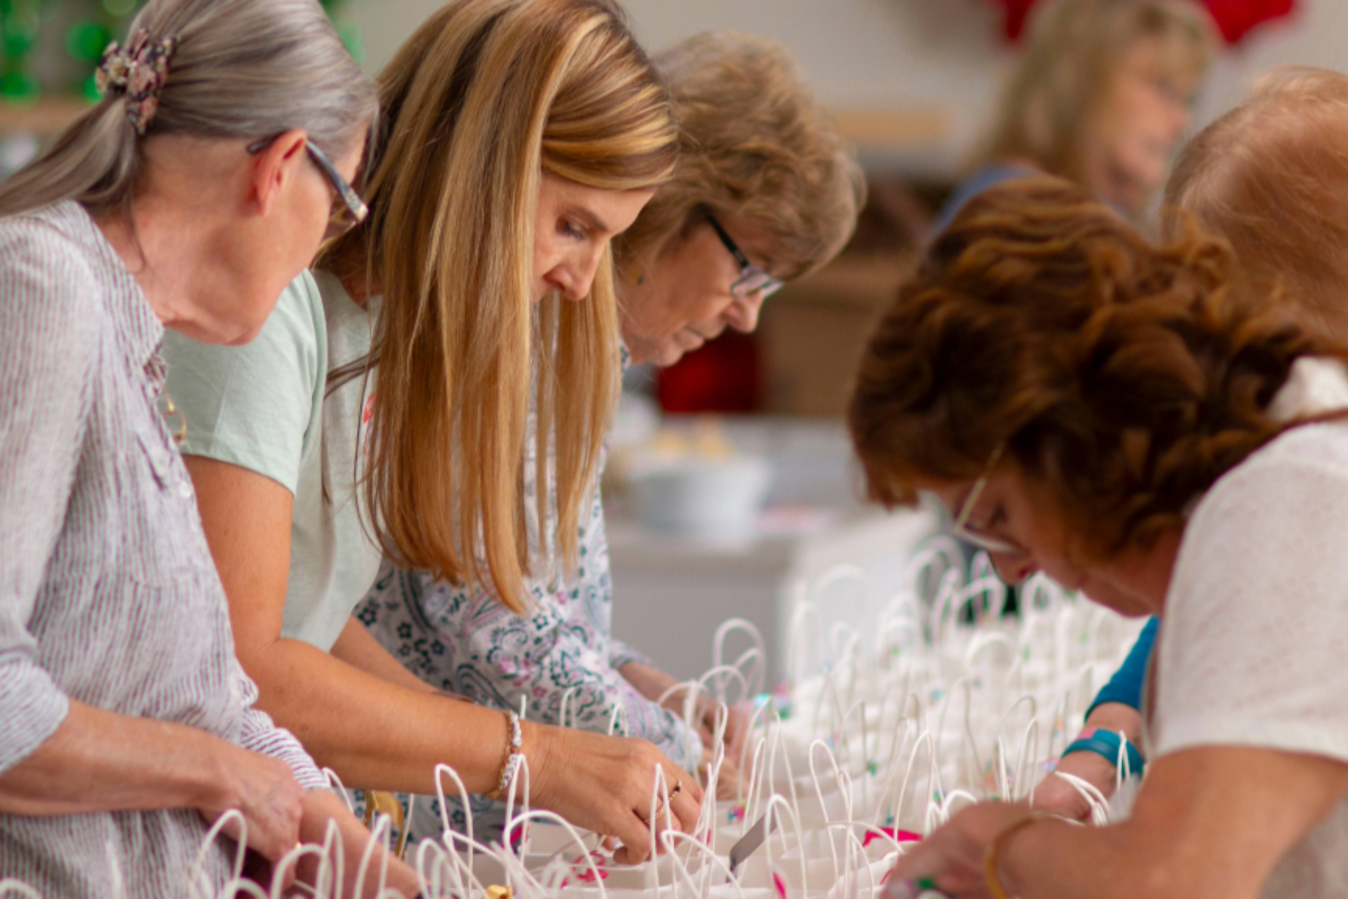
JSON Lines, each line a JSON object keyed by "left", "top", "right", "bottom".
{"left": 1, "top": 537, "right": 1145, "bottom": 898}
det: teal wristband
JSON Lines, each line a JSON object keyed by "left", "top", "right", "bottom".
{"left": 1062, "top": 728, "right": 1145, "bottom": 776}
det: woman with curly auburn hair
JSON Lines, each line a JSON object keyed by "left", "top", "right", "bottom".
{"left": 1037, "top": 66, "right": 1348, "bottom": 824}
{"left": 855, "top": 178, "right": 1348, "bottom": 898}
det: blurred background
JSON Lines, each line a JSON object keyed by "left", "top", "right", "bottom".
{"left": 3, "top": 0, "right": 1341, "bottom": 676}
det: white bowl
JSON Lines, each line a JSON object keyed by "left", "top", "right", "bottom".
{"left": 630, "top": 456, "right": 773, "bottom": 540}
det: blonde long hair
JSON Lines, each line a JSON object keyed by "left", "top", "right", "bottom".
{"left": 0, "top": 0, "right": 374, "bottom": 219}
{"left": 325, "top": 0, "right": 677, "bottom": 614}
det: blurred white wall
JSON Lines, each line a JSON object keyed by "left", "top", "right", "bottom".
{"left": 350, "top": 0, "right": 1348, "bottom": 173}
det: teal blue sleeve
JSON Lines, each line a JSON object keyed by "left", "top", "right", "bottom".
{"left": 162, "top": 272, "right": 325, "bottom": 495}
{"left": 1087, "top": 616, "right": 1158, "bottom": 717}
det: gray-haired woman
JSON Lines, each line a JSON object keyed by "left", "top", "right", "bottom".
{"left": 0, "top": 0, "right": 419, "bottom": 895}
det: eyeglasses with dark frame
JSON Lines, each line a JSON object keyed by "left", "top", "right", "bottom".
{"left": 950, "top": 442, "right": 1028, "bottom": 558}
{"left": 247, "top": 135, "right": 368, "bottom": 238}
{"left": 706, "top": 213, "right": 784, "bottom": 302}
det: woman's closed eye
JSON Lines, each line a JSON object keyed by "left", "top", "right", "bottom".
{"left": 971, "top": 503, "right": 1008, "bottom": 538}
{"left": 559, "top": 218, "right": 587, "bottom": 241}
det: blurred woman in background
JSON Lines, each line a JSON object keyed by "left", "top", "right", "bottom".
{"left": 933, "top": 0, "right": 1213, "bottom": 232}
{"left": 358, "top": 30, "right": 865, "bottom": 838}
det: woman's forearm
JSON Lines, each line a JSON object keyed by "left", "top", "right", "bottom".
{"left": 243, "top": 635, "right": 515, "bottom": 795}
{"left": 618, "top": 659, "right": 679, "bottom": 703}
{"left": 330, "top": 615, "right": 439, "bottom": 695}
{"left": 1081, "top": 701, "right": 1144, "bottom": 746}
{"left": 0, "top": 700, "right": 227, "bottom": 817}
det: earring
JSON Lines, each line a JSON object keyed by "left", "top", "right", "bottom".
{"left": 631, "top": 267, "right": 646, "bottom": 286}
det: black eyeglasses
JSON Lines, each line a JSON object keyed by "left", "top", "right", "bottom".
{"left": 247, "top": 135, "right": 368, "bottom": 238}
{"left": 706, "top": 214, "right": 784, "bottom": 301}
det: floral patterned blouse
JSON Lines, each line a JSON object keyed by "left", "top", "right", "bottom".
{"left": 354, "top": 414, "right": 701, "bottom": 839}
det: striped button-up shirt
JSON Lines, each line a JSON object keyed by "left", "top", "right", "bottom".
{"left": 0, "top": 201, "right": 326, "bottom": 897}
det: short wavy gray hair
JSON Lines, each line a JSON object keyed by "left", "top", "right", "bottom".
{"left": 616, "top": 31, "right": 866, "bottom": 283}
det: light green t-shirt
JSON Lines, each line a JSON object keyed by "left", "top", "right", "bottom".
{"left": 162, "top": 270, "right": 381, "bottom": 651}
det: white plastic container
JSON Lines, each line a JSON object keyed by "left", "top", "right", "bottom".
{"left": 630, "top": 456, "right": 773, "bottom": 541}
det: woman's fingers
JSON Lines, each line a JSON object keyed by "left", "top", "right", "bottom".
{"left": 722, "top": 704, "right": 749, "bottom": 750}
{"left": 666, "top": 775, "right": 702, "bottom": 832}
{"left": 612, "top": 802, "right": 688, "bottom": 865}
{"left": 199, "top": 746, "right": 305, "bottom": 863}
{"left": 529, "top": 725, "right": 704, "bottom": 863}
{"left": 610, "top": 808, "right": 658, "bottom": 864}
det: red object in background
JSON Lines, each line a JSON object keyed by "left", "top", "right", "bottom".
{"left": 983, "top": 0, "right": 1295, "bottom": 44}
{"left": 656, "top": 331, "right": 761, "bottom": 414}
{"left": 1203, "top": 0, "right": 1295, "bottom": 43}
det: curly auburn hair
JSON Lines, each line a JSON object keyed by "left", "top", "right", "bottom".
{"left": 849, "top": 177, "right": 1347, "bottom": 558}
{"left": 614, "top": 31, "right": 865, "bottom": 282}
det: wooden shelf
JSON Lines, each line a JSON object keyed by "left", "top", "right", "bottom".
{"left": 772, "top": 253, "right": 917, "bottom": 311}
{"left": 2, "top": 96, "right": 952, "bottom": 151}
{"left": 827, "top": 107, "right": 951, "bottom": 151}
{"left": 0, "top": 97, "right": 94, "bottom": 136}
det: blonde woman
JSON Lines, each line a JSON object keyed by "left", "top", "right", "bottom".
{"left": 0, "top": 0, "right": 426, "bottom": 894}
{"left": 358, "top": 31, "right": 864, "bottom": 837}
{"left": 934, "top": 0, "right": 1213, "bottom": 231}
{"left": 162, "top": 0, "right": 693, "bottom": 861}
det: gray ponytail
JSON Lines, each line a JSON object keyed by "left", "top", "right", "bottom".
{"left": 0, "top": 0, "right": 376, "bottom": 218}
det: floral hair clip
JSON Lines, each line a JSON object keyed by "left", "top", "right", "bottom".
{"left": 96, "top": 29, "right": 178, "bottom": 136}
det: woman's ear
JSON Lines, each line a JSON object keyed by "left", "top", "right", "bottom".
{"left": 250, "top": 129, "right": 309, "bottom": 218}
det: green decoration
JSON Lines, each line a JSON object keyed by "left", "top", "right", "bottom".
{"left": 335, "top": 17, "right": 363, "bottom": 65}
{"left": 1, "top": 0, "right": 43, "bottom": 104}
{"left": 65, "top": 0, "right": 140, "bottom": 105}
{"left": 0, "top": 0, "right": 362, "bottom": 113}
{"left": 66, "top": 20, "right": 110, "bottom": 62}
{"left": 320, "top": 0, "right": 365, "bottom": 65}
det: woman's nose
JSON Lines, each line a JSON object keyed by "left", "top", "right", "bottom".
{"left": 545, "top": 264, "right": 581, "bottom": 301}
{"left": 992, "top": 552, "right": 1038, "bottom": 586}
{"left": 727, "top": 292, "right": 765, "bottom": 333}
{"left": 550, "top": 246, "right": 606, "bottom": 302}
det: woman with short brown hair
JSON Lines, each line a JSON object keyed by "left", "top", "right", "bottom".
{"left": 614, "top": 31, "right": 865, "bottom": 366}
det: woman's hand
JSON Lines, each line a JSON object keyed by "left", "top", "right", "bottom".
{"left": 197, "top": 742, "right": 306, "bottom": 866}
{"left": 619, "top": 659, "right": 746, "bottom": 751}
{"left": 703, "top": 747, "right": 743, "bottom": 801}
{"left": 528, "top": 722, "right": 704, "bottom": 864}
{"left": 0, "top": 700, "right": 305, "bottom": 869}
{"left": 1030, "top": 750, "right": 1118, "bottom": 822}
{"left": 889, "top": 802, "right": 1032, "bottom": 899}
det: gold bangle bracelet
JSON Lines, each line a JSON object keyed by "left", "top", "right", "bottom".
{"left": 984, "top": 811, "right": 1052, "bottom": 899}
